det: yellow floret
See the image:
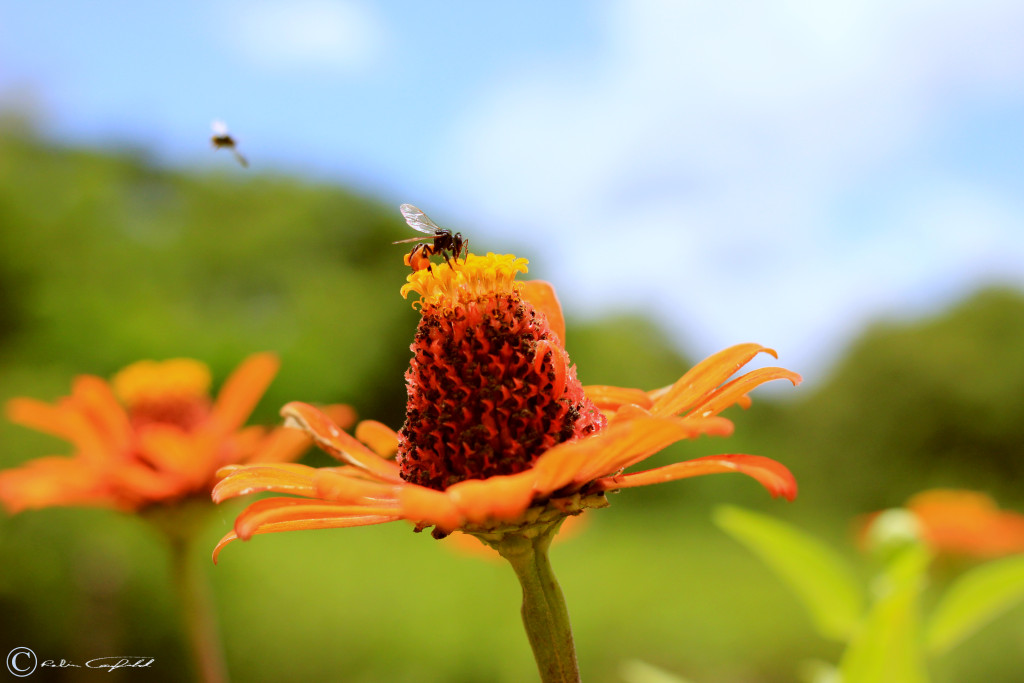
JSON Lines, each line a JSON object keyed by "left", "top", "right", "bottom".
{"left": 113, "top": 358, "right": 212, "bottom": 406}
{"left": 401, "top": 253, "right": 529, "bottom": 308}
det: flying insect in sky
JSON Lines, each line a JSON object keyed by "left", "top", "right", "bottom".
{"left": 210, "top": 119, "right": 249, "bottom": 168}
{"left": 394, "top": 203, "right": 468, "bottom": 272}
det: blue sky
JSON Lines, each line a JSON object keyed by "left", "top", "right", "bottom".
{"left": 2, "top": 0, "right": 1023, "bottom": 381}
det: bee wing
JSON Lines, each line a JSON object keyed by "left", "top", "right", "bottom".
{"left": 211, "top": 119, "right": 229, "bottom": 136}
{"left": 392, "top": 236, "right": 430, "bottom": 245}
{"left": 400, "top": 203, "right": 441, "bottom": 235}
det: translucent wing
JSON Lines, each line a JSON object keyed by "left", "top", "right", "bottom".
{"left": 400, "top": 203, "right": 441, "bottom": 235}
{"left": 211, "top": 119, "right": 230, "bottom": 137}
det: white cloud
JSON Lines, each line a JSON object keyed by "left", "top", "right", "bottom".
{"left": 441, "top": 0, "right": 1024, "bottom": 379}
{"left": 224, "top": 0, "right": 385, "bottom": 74}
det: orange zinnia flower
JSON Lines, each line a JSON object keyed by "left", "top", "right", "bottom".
{"left": 213, "top": 253, "right": 801, "bottom": 560}
{"left": 1, "top": 353, "right": 348, "bottom": 513}
{"left": 904, "top": 489, "right": 1024, "bottom": 558}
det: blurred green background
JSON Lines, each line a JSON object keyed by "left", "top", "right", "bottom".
{"left": 1, "top": 124, "right": 1023, "bottom": 682}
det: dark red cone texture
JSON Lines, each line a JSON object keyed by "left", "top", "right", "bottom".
{"left": 397, "top": 292, "right": 605, "bottom": 490}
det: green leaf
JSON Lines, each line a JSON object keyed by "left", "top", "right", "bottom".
{"left": 713, "top": 505, "right": 864, "bottom": 641}
{"left": 619, "top": 659, "right": 693, "bottom": 683}
{"left": 838, "top": 544, "right": 932, "bottom": 683}
{"left": 797, "top": 660, "right": 841, "bottom": 683}
{"left": 926, "top": 553, "right": 1024, "bottom": 655}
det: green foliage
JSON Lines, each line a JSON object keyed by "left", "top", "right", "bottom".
{"left": 788, "top": 287, "right": 1024, "bottom": 511}
{"left": 838, "top": 544, "right": 932, "bottom": 683}
{"left": 619, "top": 659, "right": 693, "bottom": 683}
{"left": 714, "top": 505, "right": 864, "bottom": 641}
{"left": 926, "top": 554, "right": 1024, "bottom": 655}
{"left": 720, "top": 505, "right": 1024, "bottom": 683}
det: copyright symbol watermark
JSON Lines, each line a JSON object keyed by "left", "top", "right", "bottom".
{"left": 6, "top": 647, "right": 37, "bottom": 677}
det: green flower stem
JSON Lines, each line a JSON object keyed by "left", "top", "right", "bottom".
{"left": 169, "top": 536, "right": 230, "bottom": 683}
{"left": 492, "top": 521, "right": 581, "bottom": 683}
{"left": 148, "top": 501, "right": 230, "bottom": 683}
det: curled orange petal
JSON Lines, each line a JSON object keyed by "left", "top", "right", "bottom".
{"left": 597, "top": 453, "right": 797, "bottom": 501}
{"left": 281, "top": 402, "right": 402, "bottom": 483}
{"left": 571, "top": 416, "right": 734, "bottom": 484}
{"left": 212, "top": 463, "right": 320, "bottom": 502}
{"left": 213, "top": 512, "right": 400, "bottom": 563}
{"left": 686, "top": 367, "right": 802, "bottom": 419}
{"left": 233, "top": 497, "right": 400, "bottom": 540}
{"left": 649, "top": 344, "right": 776, "bottom": 417}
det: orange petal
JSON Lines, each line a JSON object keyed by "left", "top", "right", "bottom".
{"left": 0, "top": 456, "right": 113, "bottom": 512}
{"left": 398, "top": 484, "right": 464, "bottom": 533}
{"left": 583, "top": 385, "right": 654, "bottom": 412}
{"left": 354, "top": 420, "right": 400, "bottom": 458}
{"left": 520, "top": 280, "right": 566, "bottom": 344}
{"left": 246, "top": 426, "right": 313, "bottom": 464}
{"left": 213, "top": 512, "right": 400, "bottom": 564}
{"left": 136, "top": 425, "right": 212, "bottom": 487}
{"left": 313, "top": 468, "right": 400, "bottom": 503}
{"left": 445, "top": 472, "right": 537, "bottom": 524}
{"left": 906, "top": 490, "right": 1024, "bottom": 558}
{"left": 212, "top": 463, "right": 320, "bottom": 502}
{"left": 233, "top": 497, "right": 400, "bottom": 540}
{"left": 686, "top": 367, "right": 802, "bottom": 419}
{"left": 597, "top": 454, "right": 797, "bottom": 501}
{"left": 280, "top": 402, "right": 402, "bottom": 483}
{"left": 606, "top": 403, "right": 655, "bottom": 424}
{"left": 532, "top": 435, "right": 607, "bottom": 495}
{"left": 6, "top": 396, "right": 111, "bottom": 463}
{"left": 70, "top": 376, "right": 132, "bottom": 452}
{"left": 6, "top": 398, "right": 76, "bottom": 439}
{"left": 107, "top": 460, "right": 188, "bottom": 504}
{"left": 649, "top": 344, "right": 776, "bottom": 417}
{"left": 322, "top": 404, "right": 358, "bottom": 430}
{"left": 208, "top": 353, "right": 279, "bottom": 434}
{"left": 570, "top": 416, "right": 735, "bottom": 485}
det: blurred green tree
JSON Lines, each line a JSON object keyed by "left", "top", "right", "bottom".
{"left": 789, "top": 287, "right": 1024, "bottom": 511}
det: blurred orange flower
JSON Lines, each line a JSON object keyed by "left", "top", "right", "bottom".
{"left": 1, "top": 353, "right": 352, "bottom": 513}
{"left": 906, "top": 489, "right": 1024, "bottom": 558}
{"left": 213, "top": 253, "right": 800, "bottom": 561}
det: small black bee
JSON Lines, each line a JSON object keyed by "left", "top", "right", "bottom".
{"left": 393, "top": 204, "right": 468, "bottom": 271}
{"left": 211, "top": 120, "right": 249, "bottom": 168}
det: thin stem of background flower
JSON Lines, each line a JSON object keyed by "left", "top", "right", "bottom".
{"left": 168, "top": 530, "right": 230, "bottom": 683}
